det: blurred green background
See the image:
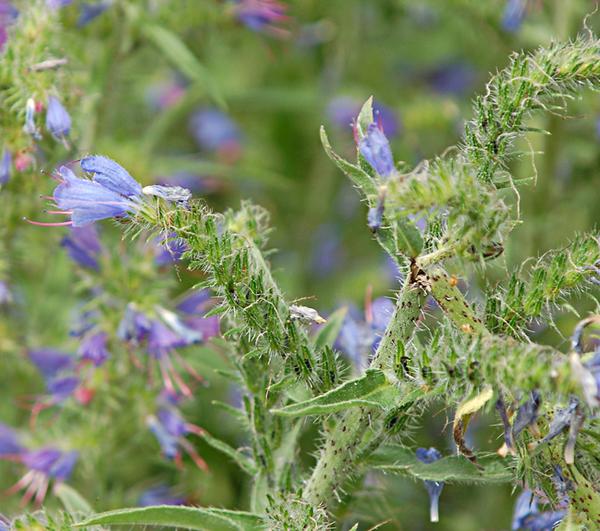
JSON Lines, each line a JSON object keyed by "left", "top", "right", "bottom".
{"left": 1, "top": 0, "right": 600, "bottom": 529}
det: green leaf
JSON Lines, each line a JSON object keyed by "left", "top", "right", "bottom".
{"left": 429, "top": 269, "right": 489, "bottom": 335}
{"left": 355, "top": 96, "right": 374, "bottom": 139}
{"left": 566, "top": 465, "right": 600, "bottom": 526}
{"left": 142, "top": 24, "right": 224, "bottom": 108}
{"left": 55, "top": 483, "right": 94, "bottom": 516}
{"left": 312, "top": 307, "right": 347, "bottom": 351}
{"left": 555, "top": 510, "right": 585, "bottom": 531}
{"left": 199, "top": 432, "right": 257, "bottom": 475}
{"left": 320, "top": 126, "right": 377, "bottom": 196}
{"left": 75, "top": 506, "right": 265, "bottom": 531}
{"left": 369, "top": 445, "right": 512, "bottom": 484}
{"left": 394, "top": 217, "right": 424, "bottom": 257}
{"left": 271, "top": 369, "right": 399, "bottom": 417}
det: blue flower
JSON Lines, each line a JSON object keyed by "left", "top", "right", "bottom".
{"left": 138, "top": 485, "right": 186, "bottom": 507}
{"left": 80, "top": 155, "right": 142, "bottom": 198}
{"left": 0, "top": 280, "right": 11, "bottom": 305}
{"left": 146, "top": 406, "right": 207, "bottom": 470}
{"left": 117, "top": 305, "right": 152, "bottom": 343}
{"left": 512, "top": 390, "right": 541, "bottom": 440}
{"left": 46, "top": 96, "right": 72, "bottom": 140}
{"left": 358, "top": 123, "right": 395, "bottom": 178}
{"left": 46, "top": 375, "right": 80, "bottom": 402}
{"left": 502, "top": 0, "right": 527, "bottom": 33}
{"left": 512, "top": 490, "right": 565, "bottom": 531}
{"left": 0, "top": 148, "right": 11, "bottom": 185}
{"left": 78, "top": 331, "right": 110, "bottom": 366}
{"left": 0, "top": 423, "right": 22, "bottom": 457}
{"left": 335, "top": 296, "right": 394, "bottom": 369}
{"left": 424, "top": 61, "right": 476, "bottom": 95}
{"left": 176, "top": 289, "right": 212, "bottom": 315}
{"left": 415, "top": 447, "right": 444, "bottom": 522}
{"left": 61, "top": 225, "right": 102, "bottom": 269}
{"left": 46, "top": 0, "right": 73, "bottom": 8}
{"left": 34, "top": 160, "right": 142, "bottom": 227}
{"left": 77, "top": 1, "right": 110, "bottom": 27}
{"left": 12, "top": 448, "right": 78, "bottom": 504}
{"left": 189, "top": 108, "right": 241, "bottom": 152}
{"left": 148, "top": 319, "right": 187, "bottom": 359}
{"left": 233, "top": 0, "right": 288, "bottom": 35}
{"left": 28, "top": 349, "right": 74, "bottom": 379}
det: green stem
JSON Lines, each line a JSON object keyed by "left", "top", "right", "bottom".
{"left": 303, "top": 273, "right": 426, "bottom": 506}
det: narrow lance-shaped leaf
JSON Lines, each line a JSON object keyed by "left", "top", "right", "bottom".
{"left": 55, "top": 483, "right": 94, "bottom": 516}
{"left": 320, "top": 126, "right": 377, "bottom": 196}
{"left": 76, "top": 506, "right": 265, "bottom": 531}
{"left": 312, "top": 306, "right": 347, "bottom": 351}
{"left": 369, "top": 445, "right": 512, "bottom": 484}
{"left": 199, "top": 431, "right": 257, "bottom": 475}
{"left": 271, "top": 369, "right": 399, "bottom": 417}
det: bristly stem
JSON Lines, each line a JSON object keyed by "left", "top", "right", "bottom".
{"left": 303, "top": 272, "right": 426, "bottom": 506}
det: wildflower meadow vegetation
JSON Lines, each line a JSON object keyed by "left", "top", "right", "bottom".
{"left": 1, "top": 1, "right": 600, "bottom": 530}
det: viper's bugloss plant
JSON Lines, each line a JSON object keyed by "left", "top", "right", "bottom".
{"left": 1, "top": 1, "right": 600, "bottom": 530}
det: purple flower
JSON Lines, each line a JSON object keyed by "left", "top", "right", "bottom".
{"left": 79, "top": 331, "right": 110, "bottom": 366}
{"left": 138, "top": 485, "right": 186, "bottom": 507}
{"left": 33, "top": 160, "right": 142, "bottom": 227}
{"left": 146, "top": 77, "right": 187, "bottom": 111}
{"left": 512, "top": 490, "right": 564, "bottom": 531}
{"left": 157, "top": 408, "right": 188, "bottom": 438}
{"left": 3, "top": 442, "right": 78, "bottom": 505}
{"left": 512, "top": 390, "right": 541, "bottom": 439}
{"left": 46, "top": 375, "right": 80, "bottom": 402}
{"left": 0, "top": 423, "right": 22, "bottom": 456}
{"left": 177, "top": 289, "right": 212, "bottom": 315}
{"left": 146, "top": 409, "right": 207, "bottom": 470}
{"left": 148, "top": 320, "right": 186, "bottom": 359}
{"left": 61, "top": 225, "right": 102, "bottom": 269}
{"left": 328, "top": 97, "right": 400, "bottom": 138}
{"left": 424, "top": 62, "right": 476, "bottom": 95}
{"left": 0, "top": 148, "right": 11, "bottom": 185}
{"left": 118, "top": 305, "right": 152, "bottom": 343}
{"left": 367, "top": 197, "right": 385, "bottom": 233}
{"left": 46, "top": 0, "right": 73, "bottom": 8}
{"left": 358, "top": 123, "right": 395, "bottom": 178}
{"left": 77, "top": 2, "right": 110, "bottom": 27}
{"left": 46, "top": 96, "right": 71, "bottom": 140}
{"left": 335, "top": 296, "right": 394, "bottom": 369}
{"left": 189, "top": 108, "right": 241, "bottom": 152}
{"left": 0, "top": 1, "right": 17, "bottom": 51}
{"left": 310, "top": 224, "right": 343, "bottom": 278}
{"left": 502, "top": 0, "right": 527, "bottom": 32}
{"left": 80, "top": 155, "right": 142, "bottom": 198}
{"left": 22, "top": 448, "right": 77, "bottom": 480}
{"left": 233, "top": 0, "right": 288, "bottom": 35}
{"left": 184, "top": 315, "right": 220, "bottom": 341}
{"left": 415, "top": 447, "right": 444, "bottom": 522}
{"left": 28, "top": 349, "right": 74, "bottom": 379}
{"left": 0, "top": 281, "right": 12, "bottom": 304}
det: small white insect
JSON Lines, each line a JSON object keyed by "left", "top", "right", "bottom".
{"left": 289, "top": 304, "right": 326, "bottom": 325}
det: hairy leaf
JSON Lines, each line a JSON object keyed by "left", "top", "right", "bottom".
{"left": 271, "top": 369, "right": 399, "bottom": 417}
{"left": 76, "top": 506, "right": 265, "bottom": 531}
{"left": 369, "top": 445, "right": 512, "bottom": 484}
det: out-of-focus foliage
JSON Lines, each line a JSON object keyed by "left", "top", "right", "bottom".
{"left": 0, "top": 1, "right": 599, "bottom": 530}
